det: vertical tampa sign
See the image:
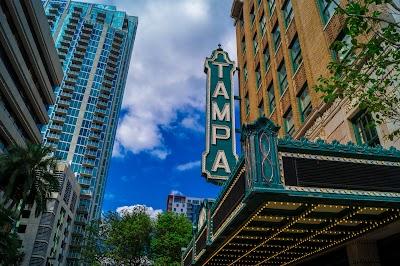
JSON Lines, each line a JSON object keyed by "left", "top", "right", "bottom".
{"left": 202, "top": 46, "right": 238, "bottom": 184}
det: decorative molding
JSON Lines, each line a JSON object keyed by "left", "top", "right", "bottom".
{"left": 278, "top": 135, "right": 400, "bottom": 160}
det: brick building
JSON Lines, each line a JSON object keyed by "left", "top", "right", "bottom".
{"left": 231, "top": 0, "right": 399, "bottom": 148}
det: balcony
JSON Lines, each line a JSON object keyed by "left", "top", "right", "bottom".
{"left": 52, "top": 114, "right": 65, "bottom": 123}
{"left": 76, "top": 44, "right": 86, "bottom": 52}
{"left": 106, "top": 66, "right": 116, "bottom": 73}
{"left": 103, "top": 79, "right": 113, "bottom": 88}
{"left": 85, "top": 149, "right": 97, "bottom": 158}
{"left": 99, "top": 93, "right": 109, "bottom": 101}
{"left": 78, "top": 177, "right": 91, "bottom": 187}
{"left": 58, "top": 52, "right": 67, "bottom": 60}
{"left": 49, "top": 124, "right": 63, "bottom": 132}
{"left": 88, "top": 131, "right": 101, "bottom": 140}
{"left": 104, "top": 72, "right": 114, "bottom": 81}
{"left": 60, "top": 91, "right": 73, "bottom": 100}
{"left": 72, "top": 58, "right": 83, "bottom": 65}
{"left": 82, "top": 157, "right": 96, "bottom": 167}
{"left": 86, "top": 139, "right": 100, "bottom": 149}
{"left": 100, "top": 86, "right": 111, "bottom": 95}
{"left": 63, "top": 34, "right": 72, "bottom": 42}
{"left": 110, "top": 47, "right": 119, "bottom": 55}
{"left": 76, "top": 206, "right": 89, "bottom": 214}
{"left": 45, "top": 142, "right": 58, "bottom": 150}
{"left": 107, "top": 59, "right": 117, "bottom": 68}
{"left": 91, "top": 123, "right": 103, "bottom": 131}
{"left": 69, "top": 63, "right": 81, "bottom": 72}
{"left": 74, "top": 216, "right": 87, "bottom": 225}
{"left": 80, "top": 167, "right": 93, "bottom": 177}
{"left": 60, "top": 39, "right": 70, "bottom": 47}
{"left": 47, "top": 133, "right": 60, "bottom": 141}
{"left": 112, "top": 41, "right": 121, "bottom": 50}
{"left": 94, "top": 107, "right": 107, "bottom": 117}
{"left": 63, "top": 84, "right": 75, "bottom": 92}
{"left": 67, "top": 22, "right": 77, "bottom": 29}
{"left": 69, "top": 16, "right": 79, "bottom": 23}
{"left": 114, "top": 34, "right": 123, "bottom": 43}
{"left": 64, "top": 77, "right": 76, "bottom": 86}
{"left": 68, "top": 70, "right": 79, "bottom": 78}
{"left": 109, "top": 53, "right": 118, "bottom": 61}
{"left": 58, "top": 45, "right": 68, "bottom": 53}
{"left": 58, "top": 99, "right": 70, "bottom": 108}
{"left": 55, "top": 107, "right": 68, "bottom": 115}
{"left": 78, "top": 37, "right": 89, "bottom": 46}
{"left": 81, "top": 32, "right": 91, "bottom": 39}
{"left": 81, "top": 189, "right": 93, "bottom": 198}
{"left": 71, "top": 10, "right": 81, "bottom": 18}
{"left": 93, "top": 115, "right": 105, "bottom": 124}
{"left": 96, "top": 100, "right": 107, "bottom": 110}
{"left": 47, "top": 13, "right": 56, "bottom": 20}
{"left": 74, "top": 51, "right": 85, "bottom": 58}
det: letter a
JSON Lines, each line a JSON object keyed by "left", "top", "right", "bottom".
{"left": 211, "top": 150, "right": 231, "bottom": 173}
{"left": 212, "top": 81, "right": 229, "bottom": 99}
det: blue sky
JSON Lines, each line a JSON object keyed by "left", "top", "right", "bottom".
{"left": 81, "top": 0, "right": 239, "bottom": 213}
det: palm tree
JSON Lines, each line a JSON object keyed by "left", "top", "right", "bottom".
{"left": 0, "top": 143, "right": 59, "bottom": 216}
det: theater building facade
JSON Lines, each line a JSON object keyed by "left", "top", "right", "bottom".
{"left": 182, "top": 0, "right": 400, "bottom": 265}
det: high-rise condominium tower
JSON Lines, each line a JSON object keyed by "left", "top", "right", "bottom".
{"left": 41, "top": 0, "right": 137, "bottom": 261}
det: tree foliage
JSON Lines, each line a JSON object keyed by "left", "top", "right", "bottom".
{"left": 0, "top": 203, "right": 24, "bottom": 265}
{"left": 316, "top": 0, "right": 400, "bottom": 140}
{"left": 151, "top": 212, "right": 192, "bottom": 266}
{"left": 81, "top": 209, "right": 193, "bottom": 265}
{"left": 0, "top": 143, "right": 59, "bottom": 216}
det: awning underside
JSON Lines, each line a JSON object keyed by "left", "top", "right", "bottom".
{"left": 206, "top": 201, "right": 400, "bottom": 266}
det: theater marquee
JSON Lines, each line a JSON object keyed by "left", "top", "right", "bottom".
{"left": 202, "top": 46, "right": 238, "bottom": 184}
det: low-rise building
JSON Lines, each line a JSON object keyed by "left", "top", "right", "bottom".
{"left": 17, "top": 163, "right": 80, "bottom": 266}
{"left": 166, "top": 194, "right": 210, "bottom": 225}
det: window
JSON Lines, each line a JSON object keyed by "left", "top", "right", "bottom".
{"left": 243, "top": 64, "right": 248, "bottom": 82}
{"left": 278, "top": 62, "right": 288, "bottom": 94}
{"left": 352, "top": 111, "right": 380, "bottom": 146}
{"left": 282, "top": 0, "right": 294, "bottom": 28}
{"left": 257, "top": 0, "right": 263, "bottom": 8}
{"left": 267, "top": 83, "right": 276, "bottom": 113}
{"left": 272, "top": 24, "right": 281, "bottom": 52}
{"left": 263, "top": 46, "right": 271, "bottom": 71}
{"left": 258, "top": 101, "right": 264, "bottom": 117}
{"left": 318, "top": 0, "right": 337, "bottom": 24}
{"left": 21, "top": 210, "right": 30, "bottom": 218}
{"left": 245, "top": 94, "right": 250, "bottom": 116}
{"left": 297, "top": 85, "right": 312, "bottom": 122}
{"left": 284, "top": 109, "right": 295, "bottom": 135}
{"left": 289, "top": 36, "right": 302, "bottom": 72}
{"left": 256, "top": 65, "right": 261, "bottom": 89}
{"left": 241, "top": 36, "right": 246, "bottom": 53}
{"left": 333, "top": 33, "right": 352, "bottom": 61}
{"left": 253, "top": 35, "right": 258, "bottom": 55}
{"left": 17, "top": 224, "right": 27, "bottom": 233}
{"left": 250, "top": 6, "right": 256, "bottom": 26}
{"left": 259, "top": 14, "right": 267, "bottom": 36}
{"left": 268, "top": 0, "right": 276, "bottom": 14}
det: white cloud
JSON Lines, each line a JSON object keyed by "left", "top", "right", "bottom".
{"left": 181, "top": 114, "right": 204, "bottom": 132}
{"left": 170, "top": 190, "right": 184, "bottom": 196}
{"left": 93, "top": 0, "right": 236, "bottom": 159}
{"left": 176, "top": 160, "right": 201, "bottom": 171}
{"left": 116, "top": 204, "right": 162, "bottom": 219}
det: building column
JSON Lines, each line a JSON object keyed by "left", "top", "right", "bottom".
{"left": 346, "top": 240, "right": 381, "bottom": 266}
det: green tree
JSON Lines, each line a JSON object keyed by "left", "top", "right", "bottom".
{"left": 316, "top": 0, "right": 400, "bottom": 139}
{"left": 106, "top": 209, "right": 153, "bottom": 265}
{"left": 151, "top": 212, "right": 192, "bottom": 266}
{"left": 0, "top": 143, "right": 59, "bottom": 216}
{"left": 0, "top": 203, "right": 24, "bottom": 265}
{"left": 80, "top": 220, "right": 109, "bottom": 266}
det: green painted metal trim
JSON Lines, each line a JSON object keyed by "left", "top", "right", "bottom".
{"left": 278, "top": 135, "right": 400, "bottom": 161}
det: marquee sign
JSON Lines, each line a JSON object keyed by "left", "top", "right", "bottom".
{"left": 202, "top": 46, "right": 238, "bottom": 184}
